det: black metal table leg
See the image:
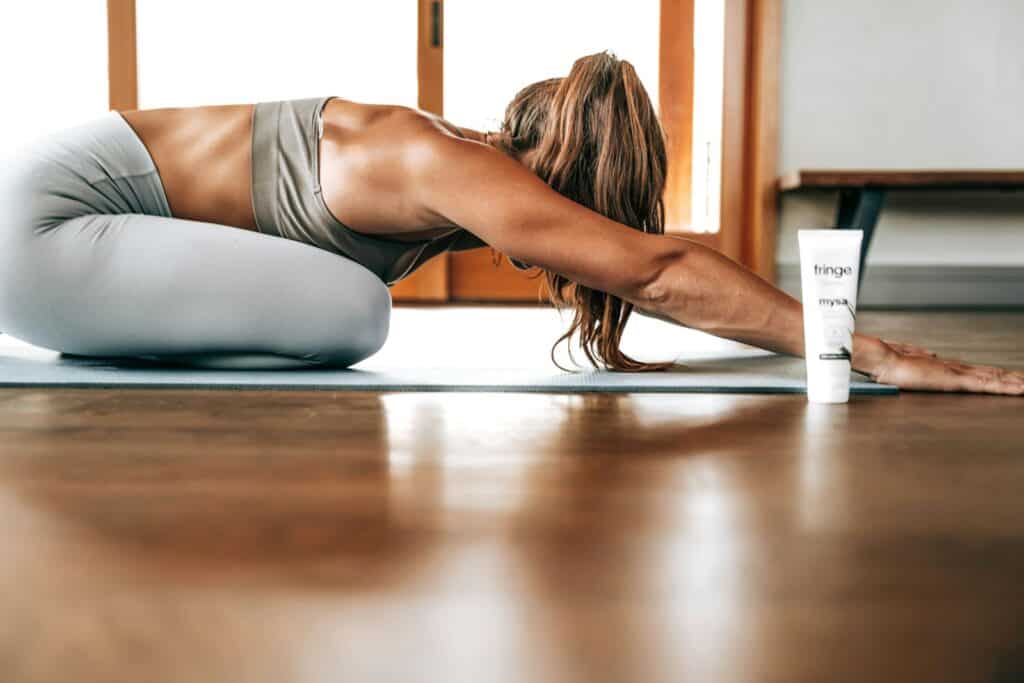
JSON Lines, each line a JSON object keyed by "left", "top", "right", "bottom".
{"left": 834, "top": 188, "right": 886, "bottom": 288}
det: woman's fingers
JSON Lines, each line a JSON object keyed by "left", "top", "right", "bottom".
{"left": 951, "top": 361, "right": 1024, "bottom": 395}
{"left": 873, "top": 339, "right": 1023, "bottom": 395}
{"left": 879, "top": 351, "right": 1024, "bottom": 395}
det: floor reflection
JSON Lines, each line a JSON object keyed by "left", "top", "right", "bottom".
{"left": 0, "top": 389, "right": 838, "bottom": 682}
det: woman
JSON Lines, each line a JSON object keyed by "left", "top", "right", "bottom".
{"left": 0, "top": 52, "right": 1019, "bottom": 393}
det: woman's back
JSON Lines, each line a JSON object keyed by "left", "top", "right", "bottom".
{"left": 121, "top": 99, "right": 469, "bottom": 240}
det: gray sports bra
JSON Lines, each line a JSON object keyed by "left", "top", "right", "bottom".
{"left": 250, "top": 96, "right": 487, "bottom": 285}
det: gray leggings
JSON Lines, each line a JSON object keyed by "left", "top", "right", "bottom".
{"left": 0, "top": 113, "right": 390, "bottom": 369}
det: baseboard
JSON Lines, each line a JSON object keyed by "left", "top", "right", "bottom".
{"left": 776, "top": 264, "right": 1024, "bottom": 307}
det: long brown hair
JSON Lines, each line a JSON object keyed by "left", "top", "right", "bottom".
{"left": 495, "top": 51, "right": 672, "bottom": 372}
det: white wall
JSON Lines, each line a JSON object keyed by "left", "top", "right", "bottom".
{"left": 776, "top": 0, "right": 1024, "bottom": 274}
{"left": 0, "top": 2, "right": 108, "bottom": 157}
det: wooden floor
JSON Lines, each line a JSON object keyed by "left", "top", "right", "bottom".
{"left": 0, "top": 311, "right": 1022, "bottom": 683}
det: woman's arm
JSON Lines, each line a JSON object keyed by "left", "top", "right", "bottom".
{"left": 405, "top": 130, "right": 676, "bottom": 304}
{"left": 635, "top": 237, "right": 885, "bottom": 374}
{"left": 406, "top": 131, "right": 1023, "bottom": 395}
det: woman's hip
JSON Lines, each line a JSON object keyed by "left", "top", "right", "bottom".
{"left": 0, "top": 112, "right": 172, "bottom": 239}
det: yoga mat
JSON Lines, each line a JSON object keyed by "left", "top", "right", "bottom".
{"left": 0, "top": 341, "right": 896, "bottom": 394}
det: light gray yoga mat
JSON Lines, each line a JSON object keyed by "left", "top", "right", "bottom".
{"left": 0, "top": 343, "right": 896, "bottom": 394}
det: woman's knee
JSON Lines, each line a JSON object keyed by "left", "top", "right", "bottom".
{"left": 359, "top": 276, "right": 393, "bottom": 353}
{"left": 340, "top": 280, "right": 391, "bottom": 362}
{"left": 302, "top": 263, "right": 392, "bottom": 366}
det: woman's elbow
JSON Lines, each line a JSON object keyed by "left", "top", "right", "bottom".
{"left": 633, "top": 236, "right": 691, "bottom": 313}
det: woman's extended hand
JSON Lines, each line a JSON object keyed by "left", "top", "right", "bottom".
{"left": 868, "top": 338, "right": 1024, "bottom": 395}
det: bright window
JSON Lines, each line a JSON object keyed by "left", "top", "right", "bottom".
{"left": 690, "top": 0, "right": 725, "bottom": 234}
{"left": 136, "top": 0, "right": 418, "bottom": 108}
{"left": 444, "top": 0, "right": 660, "bottom": 132}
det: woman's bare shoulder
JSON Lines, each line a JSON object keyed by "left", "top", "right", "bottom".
{"left": 321, "top": 99, "right": 472, "bottom": 144}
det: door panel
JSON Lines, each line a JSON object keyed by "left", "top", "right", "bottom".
{"left": 450, "top": 250, "right": 546, "bottom": 302}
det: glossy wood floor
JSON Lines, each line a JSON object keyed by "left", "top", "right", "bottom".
{"left": 0, "top": 311, "right": 1022, "bottom": 683}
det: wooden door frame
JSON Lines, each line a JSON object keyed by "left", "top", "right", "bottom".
{"left": 389, "top": 0, "right": 450, "bottom": 302}
{"left": 660, "top": 0, "right": 694, "bottom": 239}
{"left": 723, "top": 0, "right": 781, "bottom": 283}
{"left": 675, "top": 0, "right": 780, "bottom": 282}
{"left": 741, "top": 0, "right": 781, "bottom": 283}
{"left": 107, "top": 0, "right": 138, "bottom": 110}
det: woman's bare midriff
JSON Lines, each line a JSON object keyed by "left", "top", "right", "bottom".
{"left": 121, "top": 105, "right": 258, "bottom": 231}
{"left": 120, "top": 99, "right": 473, "bottom": 242}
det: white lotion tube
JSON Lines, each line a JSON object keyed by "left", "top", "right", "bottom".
{"left": 798, "top": 230, "right": 864, "bottom": 403}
